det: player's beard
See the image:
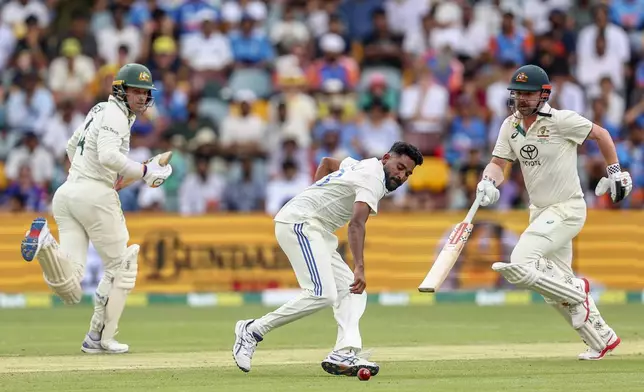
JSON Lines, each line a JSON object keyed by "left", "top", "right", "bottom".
{"left": 383, "top": 168, "right": 402, "bottom": 192}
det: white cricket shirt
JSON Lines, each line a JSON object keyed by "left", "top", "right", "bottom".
{"left": 274, "top": 157, "right": 387, "bottom": 232}
{"left": 66, "top": 97, "right": 136, "bottom": 187}
{"left": 492, "top": 103, "right": 592, "bottom": 208}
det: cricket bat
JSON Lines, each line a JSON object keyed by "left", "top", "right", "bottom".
{"left": 418, "top": 192, "right": 484, "bottom": 293}
{"left": 114, "top": 151, "right": 173, "bottom": 191}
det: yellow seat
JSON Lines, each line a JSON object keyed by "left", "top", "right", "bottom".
{"left": 0, "top": 161, "right": 7, "bottom": 190}
{"left": 408, "top": 156, "right": 449, "bottom": 193}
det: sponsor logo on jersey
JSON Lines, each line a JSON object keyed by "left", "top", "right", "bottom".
{"left": 520, "top": 144, "right": 541, "bottom": 166}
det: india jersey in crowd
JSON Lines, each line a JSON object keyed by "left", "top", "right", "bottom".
{"left": 492, "top": 103, "right": 592, "bottom": 208}
{"left": 275, "top": 157, "right": 387, "bottom": 232}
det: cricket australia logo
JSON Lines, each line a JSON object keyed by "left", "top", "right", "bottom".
{"left": 138, "top": 72, "right": 151, "bottom": 81}
{"left": 520, "top": 144, "right": 541, "bottom": 167}
{"left": 515, "top": 72, "right": 528, "bottom": 82}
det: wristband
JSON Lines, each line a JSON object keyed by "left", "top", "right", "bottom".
{"left": 607, "top": 163, "right": 621, "bottom": 176}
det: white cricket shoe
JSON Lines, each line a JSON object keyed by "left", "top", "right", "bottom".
{"left": 20, "top": 217, "right": 52, "bottom": 262}
{"left": 568, "top": 277, "right": 590, "bottom": 329}
{"left": 101, "top": 338, "right": 129, "bottom": 354}
{"left": 579, "top": 332, "right": 621, "bottom": 361}
{"left": 232, "top": 320, "right": 263, "bottom": 372}
{"left": 81, "top": 333, "right": 104, "bottom": 354}
{"left": 321, "top": 348, "right": 380, "bottom": 377}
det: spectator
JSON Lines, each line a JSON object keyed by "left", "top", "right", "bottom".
{"left": 146, "top": 36, "right": 183, "bottom": 83}
{"left": 41, "top": 100, "right": 85, "bottom": 160}
{"left": 222, "top": 156, "right": 265, "bottom": 212}
{"left": 357, "top": 99, "right": 402, "bottom": 157}
{"left": 265, "top": 159, "right": 310, "bottom": 216}
{"left": 1, "top": 164, "right": 47, "bottom": 212}
{"left": 4, "top": 131, "right": 54, "bottom": 186}
{"left": 96, "top": 5, "right": 142, "bottom": 65}
{"left": 446, "top": 96, "right": 488, "bottom": 166}
{"left": 268, "top": 136, "right": 311, "bottom": 180}
{"left": 576, "top": 32, "right": 626, "bottom": 94}
{"left": 597, "top": 76, "right": 626, "bottom": 129}
{"left": 152, "top": 71, "right": 189, "bottom": 124}
{"left": 12, "top": 14, "right": 47, "bottom": 71}
{"left": 399, "top": 63, "right": 449, "bottom": 154}
{"left": 307, "top": 33, "right": 359, "bottom": 91}
{"left": 548, "top": 69, "right": 585, "bottom": 114}
{"left": 173, "top": 0, "right": 217, "bottom": 37}
{"left": 219, "top": 90, "right": 267, "bottom": 158}
{"left": 180, "top": 9, "right": 232, "bottom": 79}
{"left": 403, "top": 12, "right": 434, "bottom": 59}
{"left": 54, "top": 11, "right": 98, "bottom": 59}
{"left": 577, "top": 5, "right": 630, "bottom": 67}
{"left": 358, "top": 72, "right": 398, "bottom": 112}
{"left": 6, "top": 70, "right": 55, "bottom": 135}
{"left": 47, "top": 38, "right": 96, "bottom": 103}
{"left": 179, "top": 155, "right": 226, "bottom": 215}
{"left": 2, "top": 0, "right": 49, "bottom": 29}
{"left": 314, "top": 128, "right": 351, "bottom": 166}
{"left": 361, "top": 7, "right": 405, "bottom": 72}
{"left": 489, "top": 12, "right": 534, "bottom": 66}
{"left": 270, "top": 3, "right": 310, "bottom": 52}
{"left": 229, "top": 14, "right": 274, "bottom": 68}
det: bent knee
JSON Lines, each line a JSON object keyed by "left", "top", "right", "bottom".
{"left": 313, "top": 291, "right": 337, "bottom": 307}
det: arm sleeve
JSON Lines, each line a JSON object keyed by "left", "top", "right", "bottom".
{"left": 491, "top": 119, "right": 518, "bottom": 161}
{"left": 558, "top": 110, "right": 593, "bottom": 145}
{"left": 96, "top": 115, "right": 144, "bottom": 179}
{"left": 354, "top": 174, "right": 385, "bottom": 215}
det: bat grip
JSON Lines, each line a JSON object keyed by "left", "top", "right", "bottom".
{"left": 464, "top": 192, "right": 484, "bottom": 224}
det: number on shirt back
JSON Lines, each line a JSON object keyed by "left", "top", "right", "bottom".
{"left": 77, "top": 117, "right": 93, "bottom": 156}
{"left": 315, "top": 169, "right": 345, "bottom": 186}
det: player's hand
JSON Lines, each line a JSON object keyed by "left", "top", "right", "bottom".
{"left": 143, "top": 154, "right": 173, "bottom": 188}
{"left": 350, "top": 266, "right": 366, "bottom": 294}
{"left": 595, "top": 169, "right": 632, "bottom": 203}
{"left": 476, "top": 179, "right": 500, "bottom": 207}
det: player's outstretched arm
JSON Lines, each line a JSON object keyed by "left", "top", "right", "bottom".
{"left": 587, "top": 123, "right": 633, "bottom": 203}
{"left": 348, "top": 201, "right": 370, "bottom": 294}
{"left": 314, "top": 157, "right": 341, "bottom": 182}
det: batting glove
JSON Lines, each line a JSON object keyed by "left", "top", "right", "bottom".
{"left": 476, "top": 178, "right": 500, "bottom": 207}
{"left": 142, "top": 154, "right": 173, "bottom": 188}
{"left": 595, "top": 163, "right": 632, "bottom": 203}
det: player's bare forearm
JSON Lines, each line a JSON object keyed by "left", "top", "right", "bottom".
{"left": 587, "top": 124, "right": 619, "bottom": 165}
{"left": 314, "top": 157, "right": 341, "bottom": 182}
{"left": 348, "top": 202, "right": 371, "bottom": 270}
{"left": 482, "top": 157, "right": 508, "bottom": 187}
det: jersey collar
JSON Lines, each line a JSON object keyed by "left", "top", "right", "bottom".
{"left": 109, "top": 95, "right": 137, "bottom": 124}
{"left": 512, "top": 103, "right": 553, "bottom": 136}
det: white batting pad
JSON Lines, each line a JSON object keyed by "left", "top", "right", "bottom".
{"left": 577, "top": 321, "right": 606, "bottom": 352}
{"left": 102, "top": 245, "right": 139, "bottom": 342}
{"left": 38, "top": 243, "right": 82, "bottom": 305}
{"left": 492, "top": 262, "right": 586, "bottom": 304}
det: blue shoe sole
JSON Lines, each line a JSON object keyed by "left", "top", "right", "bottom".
{"left": 21, "top": 217, "right": 46, "bottom": 262}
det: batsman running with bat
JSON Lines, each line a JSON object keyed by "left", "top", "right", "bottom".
{"left": 232, "top": 142, "right": 423, "bottom": 376}
{"left": 476, "top": 64, "right": 633, "bottom": 360}
{"left": 20, "top": 63, "right": 173, "bottom": 354}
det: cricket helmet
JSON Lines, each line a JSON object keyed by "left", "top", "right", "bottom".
{"left": 506, "top": 64, "right": 551, "bottom": 117}
{"left": 112, "top": 63, "right": 156, "bottom": 110}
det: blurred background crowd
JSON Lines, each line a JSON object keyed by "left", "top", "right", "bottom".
{"left": 0, "top": 0, "right": 643, "bottom": 215}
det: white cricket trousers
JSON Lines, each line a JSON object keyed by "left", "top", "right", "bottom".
{"left": 510, "top": 196, "right": 612, "bottom": 338}
{"left": 52, "top": 179, "right": 130, "bottom": 287}
{"left": 253, "top": 221, "right": 367, "bottom": 351}
{"left": 510, "top": 196, "right": 587, "bottom": 275}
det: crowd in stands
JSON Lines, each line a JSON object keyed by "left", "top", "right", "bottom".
{"left": 0, "top": 0, "right": 642, "bottom": 215}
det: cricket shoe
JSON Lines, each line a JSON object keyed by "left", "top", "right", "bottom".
{"left": 101, "top": 338, "right": 129, "bottom": 354}
{"left": 81, "top": 333, "right": 105, "bottom": 354}
{"left": 321, "top": 348, "right": 380, "bottom": 377}
{"left": 232, "top": 319, "right": 263, "bottom": 372}
{"left": 568, "top": 277, "right": 590, "bottom": 329}
{"left": 21, "top": 217, "right": 51, "bottom": 262}
{"left": 579, "top": 332, "right": 621, "bottom": 361}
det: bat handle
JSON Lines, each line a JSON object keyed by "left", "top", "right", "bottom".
{"left": 464, "top": 192, "right": 484, "bottom": 224}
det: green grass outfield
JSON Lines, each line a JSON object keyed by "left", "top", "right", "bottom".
{"left": 1, "top": 304, "right": 644, "bottom": 391}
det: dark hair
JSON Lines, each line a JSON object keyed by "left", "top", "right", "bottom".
{"left": 388, "top": 141, "right": 423, "bottom": 166}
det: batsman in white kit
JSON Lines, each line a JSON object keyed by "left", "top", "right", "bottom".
{"left": 476, "top": 65, "right": 633, "bottom": 360}
{"left": 232, "top": 142, "right": 423, "bottom": 375}
{"left": 20, "top": 63, "right": 173, "bottom": 354}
